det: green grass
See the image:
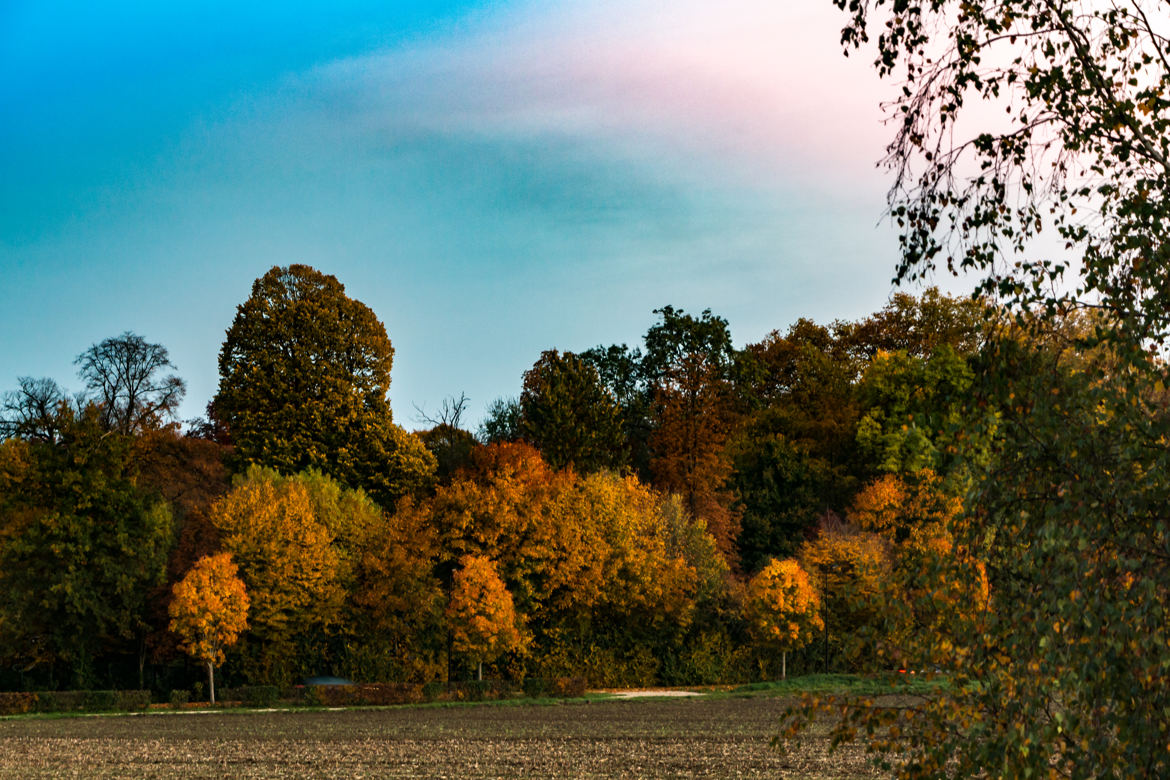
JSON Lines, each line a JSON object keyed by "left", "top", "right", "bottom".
{"left": 726, "top": 672, "right": 950, "bottom": 698}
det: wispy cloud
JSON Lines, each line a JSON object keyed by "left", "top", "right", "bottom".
{"left": 306, "top": 0, "right": 889, "bottom": 191}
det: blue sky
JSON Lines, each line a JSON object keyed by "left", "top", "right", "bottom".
{"left": 1, "top": 0, "right": 956, "bottom": 429}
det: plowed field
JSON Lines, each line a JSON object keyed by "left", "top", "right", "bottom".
{"left": 0, "top": 695, "right": 881, "bottom": 778}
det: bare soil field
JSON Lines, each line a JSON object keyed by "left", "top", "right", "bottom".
{"left": 0, "top": 695, "right": 882, "bottom": 779}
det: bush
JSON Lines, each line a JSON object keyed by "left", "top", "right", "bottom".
{"left": 422, "top": 681, "right": 444, "bottom": 702}
{"left": 220, "top": 685, "right": 280, "bottom": 707}
{"left": 27, "top": 690, "right": 150, "bottom": 713}
{"left": 550, "top": 677, "right": 587, "bottom": 698}
{"left": 522, "top": 677, "right": 549, "bottom": 698}
{"left": 0, "top": 692, "right": 37, "bottom": 715}
{"left": 113, "top": 690, "right": 151, "bottom": 711}
{"left": 168, "top": 690, "right": 190, "bottom": 708}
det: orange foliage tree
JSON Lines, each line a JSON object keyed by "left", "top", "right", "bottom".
{"left": 352, "top": 497, "right": 446, "bottom": 681}
{"left": 168, "top": 553, "right": 249, "bottom": 703}
{"left": 797, "top": 516, "right": 890, "bottom": 671}
{"left": 745, "top": 559, "right": 823, "bottom": 679}
{"left": 446, "top": 554, "right": 528, "bottom": 680}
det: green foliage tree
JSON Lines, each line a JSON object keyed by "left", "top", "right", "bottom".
{"left": 214, "top": 265, "right": 434, "bottom": 508}
{"left": 580, "top": 343, "right": 653, "bottom": 479}
{"left": 518, "top": 350, "right": 624, "bottom": 472}
{"left": 478, "top": 397, "right": 521, "bottom": 444}
{"left": 0, "top": 404, "right": 173, "bottom": 688}
{"left": 853, "top": 345, "right": 995, "bottom": 488}
{"left": 776, "top": 2, "right": 1170, "bottom": 774}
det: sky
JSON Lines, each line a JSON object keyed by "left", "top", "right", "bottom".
{"left": 0, "top": 0, "right": 961, "bottom": 430}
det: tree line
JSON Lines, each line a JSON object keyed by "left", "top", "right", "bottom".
{"left": 0, "top": 264, "right": 1000, "bottom": 692}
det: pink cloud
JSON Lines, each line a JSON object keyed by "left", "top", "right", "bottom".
{"left": 314, "top": 0, "right": 892, "bottom": 191}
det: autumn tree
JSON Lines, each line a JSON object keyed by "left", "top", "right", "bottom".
{"left": 797, "top": 514, "right": 889, "bottom": 672}
{"left": 75, "top": 332, "right": 186, "bottom": 434}
{"left": 352, "top": 497, "right": 446, "bottom": 681}
{"left": 168, "top": 553, "right": 249, "bottom": 704}
{"left": 446, "top": 554, "right": 527, "bottom": 680}
{"left": 209, "top": 466, "right": 345, "bottom": 684}
{"left": 840, "top": 289, "right": 986, "bottom": 363}
{"left": 518, "top": 350, "right": 625, "bottom": 472}
{"left": 745, "top": 559, "right": 823, "bottom": 679}
{"left": 643, "top": 306, "right": 742, "bottom": 564}
{"left": 776, "top": 2, "right": 1170, "bottom": 774}
{"left": 214, "top": 265, "right": 435, "bottom": 508}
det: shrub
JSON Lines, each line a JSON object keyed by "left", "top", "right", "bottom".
{"left": 522, "top": 677, "right": 549, "bottom": 698}
{"left": 220, "top": 685, "right": 280, "bottom": 707}
{"left": 0, "top": 692, "right": 37, "bottom": 715}
{"left": 168, "top": 690, "right": 190, "bottom": 708}
{"left": 422, "top": 681, "right": 444, "bottom": 702}
{"left": 550, "top": 677, "right": 587, "bottom": 698}
{"left": 113, "top": 690, "right": 151, "bottom": 711}
{"left": 27, "top": 690, "right": 150, "bottom": 713}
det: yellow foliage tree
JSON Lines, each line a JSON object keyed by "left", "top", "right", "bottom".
{"left": 446, "top": 554, "right": 528, "bottom": 680}
{"left": 209, "top": 466, "right": 343, "bottom": 684}
{"left": 168, "top": 553, "right": 249, "bottom": 703}
{"left": 849, "top": 472, "right": 988, "bottom": 669}
{"left": 745, "top": 558, "right": 823, "bottom": 679}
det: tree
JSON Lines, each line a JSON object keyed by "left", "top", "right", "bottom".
{"left": 731, "top": 431, "right": 839, "bottom": 572}
{"left": 853, "top": 345, "right": 993, "bottom": 487}
{"left": 518, "top": 350, "right": 625, "bottom": 472}
{"left": 214, "top": 265, "right": 434, "bottom": 508}
{"left": 643, "top": 307, "right": 742, "bottom": 564}
{"left": 775, "top": 4, "right": 1170, "bottom": 774}
{"left": 168, "top": 553, "right": 249, "bottom": 704}
{"left": 414, "top": 393, "right": 478, "bottom": 486}
{"left": 797, "top": 514, "right": 889, "bottom": 672}
{"left": 75, "top": 332, "right": 185, "bottom": 434}
{"left": 580, "top": 343, "right": 653, "bottom": 479}
{"left": 0, "top": 377, "right": 77, "bottom": 442}
{"left": 209, "top": 466, "right": 343, "bottom": 684}
{"left": 835, "top": 0, "right": 1170, "bottom": 345}
{"left": 478, "top": 397, "right": 521, "bottom": 444}
{"left": 0, "top": 404, "right": 173, "bottom": 688}
{"left": 352, "top": 497, "right": 446, "bottom": 682}
{"left": 745, "top": 559, "right": 823, "bottom": 679}
{"left": 446, "top": 554, "right": 527, "bottom": 680}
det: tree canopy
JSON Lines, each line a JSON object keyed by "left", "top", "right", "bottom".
{"left": 214, "top": 265, "right": 434, "bottom": 508}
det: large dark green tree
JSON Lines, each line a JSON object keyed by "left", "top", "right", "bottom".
{"left": 518, "top": 350, "right": 624, "bottom": 472}
{"left": 214, "top": 265, "right": 434, "bottom": 508}
{"left": 0, "top": 404, "right": 173, "bottom": 689}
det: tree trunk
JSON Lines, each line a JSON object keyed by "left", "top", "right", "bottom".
{"left": 208, "top": 662, "right": 216, "bottom": 704}
{"left": 782, "top": 650, "right": 787, "bottom": 680}
{"left": 477, "top": 660, "right": 483, "bottom": 682}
